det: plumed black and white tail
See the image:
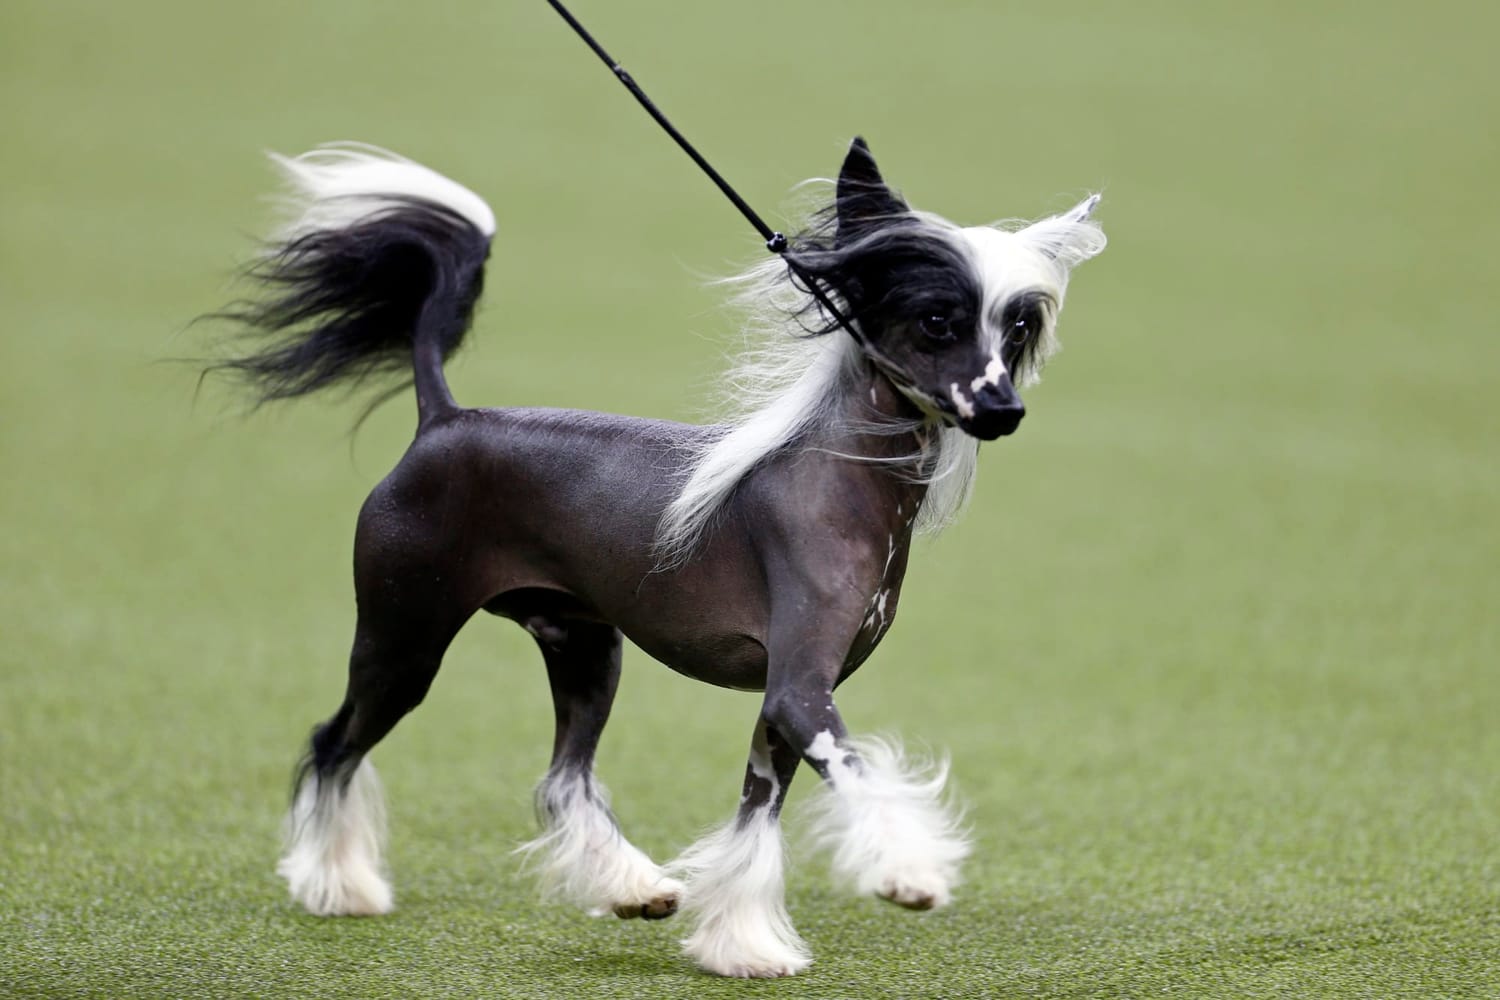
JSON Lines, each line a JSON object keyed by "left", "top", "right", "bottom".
{"left": 208, "top": 144, "right": 495, "bottom": 425}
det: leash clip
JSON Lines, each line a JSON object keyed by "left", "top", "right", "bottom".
{"left": 765, "top": 232, "right": 788, "bottom": 254}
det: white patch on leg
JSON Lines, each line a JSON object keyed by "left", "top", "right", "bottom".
{"left": 669, "top": 808, "right": 811, "bottom": 978}
{"left": 805, "top": 734, "right": 970, "bottom": 910}
{"left": 515, "top": 769, "right": 682, "bottom": 920}
{"left": 277, "top": 758, "right": 394, "bottom": 916}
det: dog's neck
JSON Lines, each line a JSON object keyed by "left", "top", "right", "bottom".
{"left": 830, "top": 355, "right": 943, "bottom": 522}
{"left": 848, "top": 352, "right": 940, "bottom": 444}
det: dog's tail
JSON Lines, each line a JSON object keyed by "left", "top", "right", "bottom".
{"left": 207, "top": 144, "right": 495, "bottom": 427}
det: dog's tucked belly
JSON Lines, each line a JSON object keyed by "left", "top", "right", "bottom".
{"left": 487, "top": 557, "right": 775, "bottom": 690}
{"left": 481, "top": 583, "right": 770, "bottom": 691}
{"left": 622, "top": 627, "right": 770, "bottom": 691}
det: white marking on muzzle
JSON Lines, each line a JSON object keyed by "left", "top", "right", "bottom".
{"left": 948, "top": 383, "right": 976, "bottom": 420}
{"left": 970, "top": 352, "right": 1007, "bottom": 395}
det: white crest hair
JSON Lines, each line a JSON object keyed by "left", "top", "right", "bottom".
{"left": 945, "top": 200, "right": 1105, "bottom": 389}
{"left": 653, "top": 192, "right": 1103, "bottom": 566}
{"left": 268, "top": 142, "right": 496, "bottom": 241}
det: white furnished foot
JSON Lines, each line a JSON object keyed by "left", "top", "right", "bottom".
{"left": 516, "top": 768, "right": 681, "bottom": 920}
{"left": 670, "top": 810, "right": 811, "bottom": 978}
{"left": 277, "top": 758, "right": 394, "bottom": 916}
{"left": 805, "top": 734, "right": 970, "bottom": 911}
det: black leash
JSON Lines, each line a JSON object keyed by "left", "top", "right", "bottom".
{"left": 543, "top": 0, "right": 865, "bottom": 340}
{"left": 543, "top": 0, "right": 788, "bottom": 254}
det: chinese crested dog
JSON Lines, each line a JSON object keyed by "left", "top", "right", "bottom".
{"left": 207, "top": 137, "right": 1104, "bottom": 977}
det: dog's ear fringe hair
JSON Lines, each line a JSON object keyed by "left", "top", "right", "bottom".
{"left": 1018, "top": 217, "right": 1107, "bottom": 270}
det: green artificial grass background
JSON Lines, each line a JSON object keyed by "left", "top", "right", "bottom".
{"left": 2, "top": 1, "right": 1496, "bottom": 996}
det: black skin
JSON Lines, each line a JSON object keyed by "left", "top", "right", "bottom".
{"left": 328, "top": 368, "right": 925, "bottom": 793}
{"left": 304, "top": 141, "right": 1026, "bottom": 912}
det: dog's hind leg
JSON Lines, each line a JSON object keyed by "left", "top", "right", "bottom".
{"left": 278, "top": 600, "right": 467, "bottom": 917}
{"left": 516, "top": 618, "right": 682, "bottom": 920}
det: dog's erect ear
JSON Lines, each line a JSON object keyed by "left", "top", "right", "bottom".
{"left": 836, "top": 137, "right": 908, "bottom": 241}
{"left": 1019, "top": 194, "right": 1107, "bottom": 269}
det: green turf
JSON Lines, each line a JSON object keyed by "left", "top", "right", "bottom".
{"left": 3, "top": 0, "right": 1497, "bottom": 996}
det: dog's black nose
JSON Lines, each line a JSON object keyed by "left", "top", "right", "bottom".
{"left": 964, "top": 380, "right": 1025, "bottom": 439}
{"left": 967, "top": 403, "right": 1025, "bottom": 439}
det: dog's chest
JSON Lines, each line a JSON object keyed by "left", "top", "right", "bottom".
{"left": 845, "top": 517, "right": 916, "bottom": 672}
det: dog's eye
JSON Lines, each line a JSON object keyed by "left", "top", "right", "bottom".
{"left": 918, "top": 314, "right": 955, "bottom": 342}
{"left": 1005, "top": 305, "right": 1043, "bottom": 344}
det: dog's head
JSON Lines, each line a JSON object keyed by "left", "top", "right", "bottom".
{"left": 790, "top": 138, "right": 1105, "bottom": 440}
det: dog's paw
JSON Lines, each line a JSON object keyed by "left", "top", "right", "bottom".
{"left": 876, "top": 872, "right": 951, "bottom": 911}
{"left": 610, "top": 877, "right": 683, "bottom": 920}
{"left": 706, "top": 956, "right": 809, "bottom": 979}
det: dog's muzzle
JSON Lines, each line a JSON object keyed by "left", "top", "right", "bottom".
{"left": 958, "top": 380, "right": 1025, "bottom": 440}
{"left": 882, "top": 368, "right": 1025, "bottom": 440}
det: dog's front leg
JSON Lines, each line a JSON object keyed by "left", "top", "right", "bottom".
{"left": 671, "top": 717, "right": 810, "bottom": 978}
{"left": 761, "top": 616, "right": 971, "bottom": 913}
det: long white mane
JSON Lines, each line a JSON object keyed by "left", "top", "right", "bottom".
{"left": 652, "top": 252, "right": 980, "bottom": 565}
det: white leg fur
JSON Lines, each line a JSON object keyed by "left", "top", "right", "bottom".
{"left": 516, "top": 769, "right": 682, "bottom": 919}
{"left": 670, "top": 809, "right": 811, "bottom": 978}
{"left": 277, "top": 758, "right": 394, "bottom": 916}
{"left": 805, "top": 734, "right": 970, "bottom": 910}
